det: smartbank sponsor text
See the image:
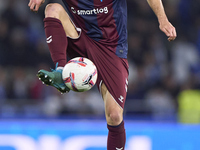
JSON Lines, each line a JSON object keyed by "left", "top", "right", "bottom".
{"left": 71, "top": 6, "right": 108, "bottom": 15}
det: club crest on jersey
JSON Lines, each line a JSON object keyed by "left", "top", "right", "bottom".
{"left": 71, "top": 6, "right": 108, "bottom": 15}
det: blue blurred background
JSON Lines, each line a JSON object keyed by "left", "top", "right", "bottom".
{"left": 0, "top": 0, "right": 200, "bottom": 150}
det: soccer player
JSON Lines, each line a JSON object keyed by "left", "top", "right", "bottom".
{"left": 28, "top": 0, "right": 176, "bottom": 149}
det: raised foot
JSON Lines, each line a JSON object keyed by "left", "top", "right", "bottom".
{"left": 37, "top": 69, "right": 70, "bottom": 93}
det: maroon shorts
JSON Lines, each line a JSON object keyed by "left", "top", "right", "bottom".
{"left": 67, "top": 30, "right": 129, "bottom": 109}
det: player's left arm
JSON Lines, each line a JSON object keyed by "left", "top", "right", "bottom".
{"left": 147, "top": 0, "right": 177, "bottom": 41}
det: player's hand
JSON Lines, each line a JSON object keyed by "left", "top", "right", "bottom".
{"left": 28, "top": 0, "right": 45, "bottom": 12}
{"left": 159, "top": 19, "right": 177, "bottom": 41}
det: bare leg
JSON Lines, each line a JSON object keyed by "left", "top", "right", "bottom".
{"left": 45, "top": 3, "right": 78, "bottom": 38}
{"left": 101, "top": 83, "right": 126, "bottom": 150}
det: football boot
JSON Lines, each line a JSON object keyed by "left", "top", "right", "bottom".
{"left": 37, "top": 63, "right": 70, "bottom": 93}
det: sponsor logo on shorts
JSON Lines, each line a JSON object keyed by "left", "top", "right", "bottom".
{"left": 71, "top": 7, "right": 108, "bottom": 15}
{"left": 118, "top": 95, "right": 124, "bottom": 103}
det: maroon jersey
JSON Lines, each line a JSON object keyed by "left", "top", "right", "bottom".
{"left": 62, "top": 0, "right": 128, "bottom": 58}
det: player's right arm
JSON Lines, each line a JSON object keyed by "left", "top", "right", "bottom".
{"left": 28, "top": 0, "right": 45, "bottom": 12}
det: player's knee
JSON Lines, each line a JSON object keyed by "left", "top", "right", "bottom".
{"left": 106, "top": 110, "right": 123, "bottom": 126}
{"left": 45, "top": 3, "right": 64, "bottom": 19}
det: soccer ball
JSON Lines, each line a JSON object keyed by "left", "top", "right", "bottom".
{"left": 62, "top": 57, "right": 98, "bottom": 92}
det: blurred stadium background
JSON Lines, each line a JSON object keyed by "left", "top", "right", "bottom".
{"left": 0, "top": 0, "right": 200, "bottom": 150}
